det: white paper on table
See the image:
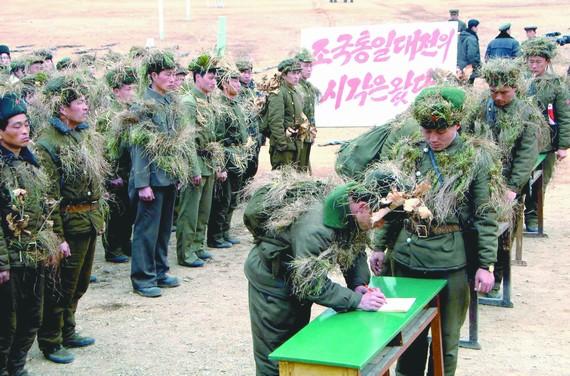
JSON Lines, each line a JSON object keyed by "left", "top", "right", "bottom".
{"left": 378, "top": 298, "right": 416, "bottom": 313}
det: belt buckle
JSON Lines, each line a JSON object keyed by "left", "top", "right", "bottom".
{"left": 416, "top": 225, "right": 428, "bottom": 238}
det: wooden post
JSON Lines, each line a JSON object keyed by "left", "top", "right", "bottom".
{"left": 185, "top": 0, "right": 191, "bottom": 20}
{"left": 158, "top": 0, "right": 165, "bottom": 40}
{"left": 216, "top": 16, "right": 227, "bottom": 57}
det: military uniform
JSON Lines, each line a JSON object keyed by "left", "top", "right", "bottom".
{"left": 524, "top": 72, "right": 570, "bottom": 227}
{"left": 176, "top": 86, "right": 217, "bottom": 264}
{"left": 448, "top": 9, "right": 466, "bottom": 33}
{"left": 296, "top": 78, "right": 319, "bottom": 173}
{"left": 207, "top": 95, "right": 248, "bottom": 245}
{"left": 245, "top": 200, "right": 371, "bottom": 376}
{"left": 373, "top": 87, "right": 499, "bottom": 376}
{"left": 36, "top": 117, "right": 105, "bottom": 354}
{"left": 129, "top": 87, "right": 179, "bottom": 290}
{"left": 239, "top": 79, "right": 263, "bottom": 182}
{"left": 0, "top": 142, "right": 51, "bottom": 376}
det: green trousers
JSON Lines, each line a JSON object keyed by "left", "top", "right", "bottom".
{"left": 394, "top": 264, "right": 469, "bottom": 376}
{"left": 0, "top": 266, "right": 44, "bottom": 375}
{"left": 176, "top": 175, "right": 214, "bottom": 264}
{"left": 297, "top": 141, "right": 312, "bottom": 173}
{"left": 207, "top": 171, "right": 243, "bottom": 243}
{"left": 248, "top": 284, "right": 311, "bottom": 376}
{"left": 102, "top": 184, "right": 133, "bottom": 259}
{"left": 38, "top": 232, "right": 97, "bottom": 351}
{"left": 524, "top": 151, "right": 555, "bottom": 227}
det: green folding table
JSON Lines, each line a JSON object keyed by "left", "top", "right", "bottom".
{"left": 270, "top": 276, "right": 447, "bottom": 376}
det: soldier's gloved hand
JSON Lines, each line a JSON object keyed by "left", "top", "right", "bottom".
{"left": 369, "top": 251, "right": 385, "bottom": 276}
{"left": 357, "top": 289, "right": 387, "bottom": 311}
{"left": 474, "top": 268, "right": 495, "bottom": 293}
{"left": 0, "top": 271, "right": 10, "bottom": 285}
{"left": 138, "top": 186, "right": 155, "bottom": 202}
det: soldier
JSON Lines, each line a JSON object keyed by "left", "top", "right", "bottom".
{"left": 264, "top": 58, "right": 306, "bottom": 170}
{"left": 207, "top": 69, "right": 249, "bottom": 248}
{"left": 521, "top": 37, "right": 570, "bottom": 232}
{"left": 34, "top": 49, "right": 55, "bottom": 72}
{"left": 100, "top": 66, "right": 138, "bottom": 263}
{"left": 244, "top": 171, "right": 394, "bottom": 376}
{"left": 0, "top": 45, "right": 10, "bottom": 68}
{"left": 524, "top": 25, "right": 538, "bottom": 40}
{"left": 237, "top": 59, "right": 263, "bottom": 182}
{"left": 448, "top": 9, "right": 467, "bottom": 33}
{"left": 462, "top": 58, "right": 540, "bottom": 296}
{"left": 129, "top": 51, "right": 182, "bottom": 297}
{"left": 177, "top": 54, "right": 226, "bottom": 264}
{"left": 35, "top": 76, "right": 108, "bottom": 363}
{"left": 485, "top": 23, "right": 520, "bottom": 61}
{"left": 457, "top": 19, "right": 481, "bottom": 85}
{"left": 174, "top": 65, "right": 189, "bottom": 91}
{"left": 295, "top": 49, "right": 320, "bottom": 173}
{"left": 370, "top": 86, "right": 500, "bottom": 376}
{"left": 0, "top": 93, "right": 65, "bottom": 376}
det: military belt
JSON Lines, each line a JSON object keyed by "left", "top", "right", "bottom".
{"left": 63, "top": 201, "right": 99, "bottom": 213}
{"left": 405, "top": 221, "right": 461, "bottom": 238}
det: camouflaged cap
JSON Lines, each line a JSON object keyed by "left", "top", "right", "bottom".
{"left": 481, "top": 57, "right": 522, "bottom": 88}
{"left": 188, "top": 53, "right": 218, "bottom": 74}
{"left": 412, "top": 86, "right": 466, "bottom": 129}
{"left": 277, "top": 58, "right": 301, "bottom": 73}
{"left": 521, "top": 37, "right": 557, "bottom": 60}
{"left": 44, "top": 74, "right": 89, "bottom": 112}
{"left": 236, "top": 60, "right": 253, "bottom": 72}
{"left": 142, "top": 50, "right": 176, "bottom": 75}
{"left": 105, "top": 66, "right": 138, "bottom": 89}
{"left": 295, "top": 48, "right": 315, "bottom": 63}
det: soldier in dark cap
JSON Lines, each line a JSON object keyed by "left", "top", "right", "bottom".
{"left": 174, "top": 65, "right": 189, "bottom": 91}
{"left": 485, "top": 23, "right": 520, "bottom": 61}
{"left": 34, "top": 49, "right": 55, "bottom": 71}
{"left": 0, "top": 93, "right": 65, "bottom": 376}
{"left": 236, "top": 59, "right": 263, "bottom": 182}
{"left": 295, "top": 49, "right": 320, "bottom": 173}
{"left": 448, "top": 9, "right": 467, "bottom": 33}
{"left": 524, "top": 25, "right": 538, "bottom": 40}
{"left": 457, "top": 19, "right": 481, "bottom": 85}
{"left": 0, "top": 45, "right": 10, "bottom": 67}
{"left": 264, "top": 58, "right": 306, "bottom": 170}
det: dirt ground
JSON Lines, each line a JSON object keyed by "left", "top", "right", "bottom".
{"left": 2, "top": 0, "right": 570, "bottom": 375}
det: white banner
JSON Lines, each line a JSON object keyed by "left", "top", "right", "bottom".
{"left": 301, "top": 22, "right": 458, "bottom": 127}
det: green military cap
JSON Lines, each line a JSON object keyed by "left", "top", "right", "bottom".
{"left": 56, "top": 57, "right": 75, "bottom": 71}
{"left": 20, "top": 72, "right": 49, "bottom": 87}
{"left": 78, "top": 53, "right": 97, "bottom": 67}
{"left": 449, "top": 9, "right": 459, "bottom": 15}
{"left": 0, "top": 45, "right": 10, "bottom": 56}
{"left": 105, "top": 66, "right": 138, "bottom": 89}
{"left": 0, "top": 93, "right": 27, "bottom": 124}
{"left": 524, "top": 25, "right": 537, "bottom": 31}
{"left": 129, "top": 46, "right": 148, "bottom": 59}
{"left": 412, "top": 86, "right": 466, "bottom": 129}
{"left": 188, "top": 53, "right": 218, "bottom": 74}
{"left": 521, "top": 37, "right": 557, "bottom": 59}
{"left": 277, "top": 58, "right": 301, "bottom": 73}
{"left": 480, "top": 58, "right": 522, "bottom": 88}
{"left": 499, "top": 23, "right": 511, "bottom": 32}
{"left": 236, "top": 60, "right": 253, "bottom": 72}
{"left": 295, "top": 49, "right": 315, "bottom": 63}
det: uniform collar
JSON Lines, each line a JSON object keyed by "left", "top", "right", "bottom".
{"left": 191, "top": 86, "right": 208, "bottom": 100}
{"left": 49, "top": 117, "right": 89, "bottom": 135}
{"left": 0, "top": 144, "right": 39, "bottom": 167}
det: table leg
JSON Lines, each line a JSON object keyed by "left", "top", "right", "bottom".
{"left": 459, "top": 282, "right": 481, "bottom": 350}
{"left": 430, "top": 296, "right": 444, "bottom": 376}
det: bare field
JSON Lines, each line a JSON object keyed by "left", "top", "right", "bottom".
{"left": 2, "top": 1, "right": 570, "bottom": 375}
